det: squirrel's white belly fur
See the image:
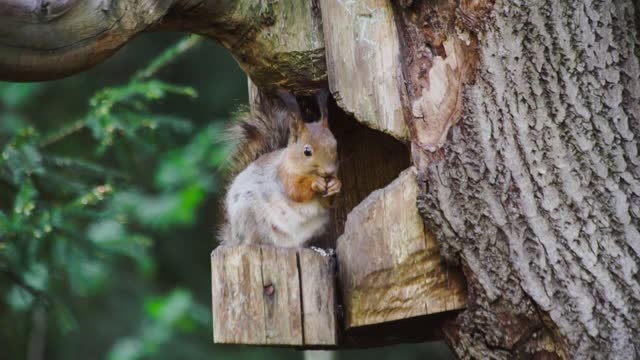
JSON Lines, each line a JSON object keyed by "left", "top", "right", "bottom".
{"left": 224, "top": 149, "right": 328, "bottom": 248}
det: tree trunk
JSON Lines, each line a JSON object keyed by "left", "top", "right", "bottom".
{"left": 2, "top": 0, "right": 640, "bottom": 358}
{"left": 418, "top": 0, "right": 640, "bottom": 358}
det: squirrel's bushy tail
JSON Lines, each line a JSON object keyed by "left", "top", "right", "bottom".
{"left": 218, "top": 102, "right": 290, "bottom": 245}
{"left": 222, "top": 105, "right": 290, "bottom": 178}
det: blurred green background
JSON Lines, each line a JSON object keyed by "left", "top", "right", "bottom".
{"left": 0, "top": 33, "right": 453, "bottom": 360}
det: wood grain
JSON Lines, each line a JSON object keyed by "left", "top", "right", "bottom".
{"left": 319, "top": 0, "right": 408, "bottom": 141}
{"left": 299, "top": 249, "right": 338, "bottom": 345}
{"left": 211, "top": 245, "right": 266, "bottom": 344}
{"left": 337, "top": 167, "right": 466, "bottom": 328}
{"left": 211, "top": 245, "right": 337, "bottom": 346}
{"left": 260, "top": 246, "right": 303, "bottom": 345}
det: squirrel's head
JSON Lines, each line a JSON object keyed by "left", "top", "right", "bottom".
{"left": 279, "top": 89, "right": 338, "bottom": 178}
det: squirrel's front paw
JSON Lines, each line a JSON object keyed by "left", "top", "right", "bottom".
{"left": 311, "top": 177, "right": 328, "bottom": 194}
{"left": 324, "top": 177, "right": 342, "bottom": 197}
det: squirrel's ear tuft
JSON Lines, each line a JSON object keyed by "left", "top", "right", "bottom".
{"left": 288, "top": 113, "right": 304, "bottom": 143}
{"left": 277, "top": 89, "right": 304, "bottom": 142}
{"left": 316, "top": 89, "right": 330, "bottom": 128}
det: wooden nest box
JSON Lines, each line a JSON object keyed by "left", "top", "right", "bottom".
{"left": 211, "top": 169, "right": 467, "bottom": 348}
{"left": 211, "top": 82, "right": 467, "bottom": 348}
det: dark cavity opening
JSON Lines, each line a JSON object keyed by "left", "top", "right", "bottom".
{"left": 312, "top": 97, "right": 411, "bottom": 249}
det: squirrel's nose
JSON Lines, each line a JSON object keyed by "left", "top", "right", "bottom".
{"left": 320, "top": 166, "right": 336, "bottom": 178}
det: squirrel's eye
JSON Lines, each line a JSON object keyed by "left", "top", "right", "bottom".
{"left": 303, "top": 145, "right": 313, "bottom": 157}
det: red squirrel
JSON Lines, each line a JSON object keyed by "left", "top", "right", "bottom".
{"left": 220, "top": 89, "right": 341, "bottom": 247}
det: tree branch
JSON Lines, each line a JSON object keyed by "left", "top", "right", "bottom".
{"left": 0, "top": 0, "right": 175, "bottom": 81}
{"left": 0, "top": 266, "right": 51, "bottom": 306}
{"left": 0, "top": 0, "right": 327, "bottom": 92}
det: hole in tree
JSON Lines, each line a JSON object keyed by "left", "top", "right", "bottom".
{"left": 297, "top": 95, "right": 322, "bottom": 123}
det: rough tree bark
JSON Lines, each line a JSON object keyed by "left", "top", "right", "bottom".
{"left": 2, "top": 0, "right": 640, "bottom": 359}
{"left": 417, "top": 1, "right": 640, "bottom": 358}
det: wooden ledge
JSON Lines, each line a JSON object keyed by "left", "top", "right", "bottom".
{"left": 211, "top": 245, "right": 337, "bottom": 347}
{"left": 337, "top": 167, "right": 467, "bottom": 329}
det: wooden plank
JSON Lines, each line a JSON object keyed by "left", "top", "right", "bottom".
{"left": 211, "top": 245, "right": 265, "bottom": 344}
{"left": 299, "top": 249, "right": 338, "bottom": 345}
{"left": 260, "top": 246, "right": 303, "bottom": 345}
{"left": 336, "top": 167, "right": 467, "bottom": 329}
{"left": 319, "top": 0, "right": 408, "bottom": 141}
{"left": 211, "top": 245, "right": 338, "bottom": 346}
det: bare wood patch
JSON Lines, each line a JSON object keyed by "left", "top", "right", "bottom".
{"left": 390, "top": 0, "right": 483, "bottom": 167}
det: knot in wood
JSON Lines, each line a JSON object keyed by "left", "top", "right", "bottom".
{"left": 263, "top": 284, "right": 275, "bottom": 296}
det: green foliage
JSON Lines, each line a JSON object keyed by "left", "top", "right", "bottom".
{"left": 0, "top": 32, "right": 453, "bottom": 360}
{"left": 108, "top": 289, "right": 206, "bottom": 360}
{"left": 0, "top": 35, "right": 233, "bottom": 359}
{"left": 39, "top": 38, "right": 201, "bottom": 152}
